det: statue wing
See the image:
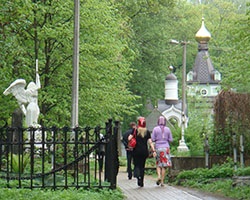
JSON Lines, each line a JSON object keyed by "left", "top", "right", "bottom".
{"left": 3, "top": 79, "right": 28, "bottom": 104}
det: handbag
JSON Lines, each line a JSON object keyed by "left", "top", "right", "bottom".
{"left": 128, "top": 129, "right": 136, "bottom": 149}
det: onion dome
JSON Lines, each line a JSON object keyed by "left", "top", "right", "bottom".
{"left": 166, "top": 73, "right": 177, "bottom": 81}
{"left": 195, "top": 17, "right": 211, "bottom": 44}
{"left": 165, "top": 65, "right": 177, "bottom": 81}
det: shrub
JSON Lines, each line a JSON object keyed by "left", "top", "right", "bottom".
{"left": 176, "top": 159, "right": 235, "bottom": 182}
{"left": 10, "top": 153, "right": 30, "bottom": 173}
{"left": 235, "top": 167, "right": 250, "bottom": 176}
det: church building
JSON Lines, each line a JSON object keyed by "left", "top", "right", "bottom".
{"left": 146, "top": 18, "right": 221, "bottom": 132}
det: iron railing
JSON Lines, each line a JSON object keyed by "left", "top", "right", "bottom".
{"left": 0, "top": 119, "right": 119, "bottom": 189}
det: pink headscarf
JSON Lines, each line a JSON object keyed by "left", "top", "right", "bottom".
{"left": 158, "top": 116, "right": 166, "bottom": 132}
{"left": 158, "top": 116, "right": 166, "bottom": 126}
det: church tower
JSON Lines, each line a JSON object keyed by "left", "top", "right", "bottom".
{"left": 187, "top": 18, "right": 221, "bottom": 101}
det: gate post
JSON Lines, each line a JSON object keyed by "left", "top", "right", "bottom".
{"left": 233, "top": 132, "right": 237, "bottom": 171}
{"left": 109, "top": 120, "right": 119, "bottom": 189}
{"left": 240, "top": 134, "right": 244, "bottom": 168}
{"left": 104, "top": 119, "right": 112, "bottom": 182}
{"left": 204, "top": 134, "right": 209, "bottom": 168}
{"left": 104, "top": 119, "right": 119, "bottom": 189}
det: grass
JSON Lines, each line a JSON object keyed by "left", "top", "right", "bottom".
{"left": 176, "top": 179, "right": 250, "bottom": 200}
{"left": 0, "top": 187, "right": 124, "bottom": 200}
{"left": 2, "top": 156, "right": 250, "bottom": 200}
{"left": 0, "top": 157, "right": 125, "bottom": 200}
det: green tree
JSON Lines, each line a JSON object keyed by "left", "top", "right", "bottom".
{"left": 0, "top": 0, "right": 138, "bottom": 127}
{"left": 122, "top": 0, "right": 200, "bottom": 114}
{"left": 215, "top": 2, "right": 250, "bottom": 92}
{"left": 113, "top": 0, "right": 177, "bottom": 129}
{"left": 77, "top": 0, "right": 140, "bottom": 126}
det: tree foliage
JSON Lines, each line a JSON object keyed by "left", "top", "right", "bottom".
{"left": 77, "top": 0, "right": 140, "bottom": 126}
{"left": 0, "top": 0, "right": 139, "bottom": 127}
{"left": 0, "top": 0, "right": 74, "bottom": 126}
{"left": 0, "top": 0, "right": 249, "bottom": 141}
{"left": 218, "top": 4, "right": 250, "bottom": 92}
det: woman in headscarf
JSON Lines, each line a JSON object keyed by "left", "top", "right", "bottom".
{"left": 151, "top": 116, "right": 173, "bottom": 187}
{"left": 128, "top": 117, "right": 156, "bottom": 187}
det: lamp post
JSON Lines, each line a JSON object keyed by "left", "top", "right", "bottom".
{"left": 170, "top": 39, "right": 189, "bottom": 152}
{"left": 72, "top": 0, "right": 80, "bottom": 129}
{"left": 71, "top": 0, "right": 80, "bottom": 140}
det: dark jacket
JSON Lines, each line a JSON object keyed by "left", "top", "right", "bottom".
{"left": 122, "top": 128, "right": 133, "bottom": 150}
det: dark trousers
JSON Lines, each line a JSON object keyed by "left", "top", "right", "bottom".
{"left": 133, "top": 155, "right": 146, "bottom": 182}
{"left": 126, "top": 150, "right": 133, "bottom": 179}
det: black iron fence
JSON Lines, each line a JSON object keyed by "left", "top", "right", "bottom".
{"left": 0, "top": 119, "right": 119, "bottom": 189}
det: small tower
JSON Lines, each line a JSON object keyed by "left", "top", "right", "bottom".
{"left": 147, "top": 66, "right": 188, "bottom": 130}
{"left": 165, "top": 66, "right": 179, "bottom": 104}
{"left": 187, "top": 18, "right": 221, "bottom": 100}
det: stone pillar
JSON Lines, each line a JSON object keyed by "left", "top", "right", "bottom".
{"left": 11, "top": 108, "right": 23, "bottom": 154}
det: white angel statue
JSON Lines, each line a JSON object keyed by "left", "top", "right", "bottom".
{"left": 3, "top": 62, "right": 41, "bottom": 127}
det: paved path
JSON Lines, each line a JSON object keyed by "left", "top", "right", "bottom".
{"left": 117, "top": 168, "right": 235, "bottom": 200}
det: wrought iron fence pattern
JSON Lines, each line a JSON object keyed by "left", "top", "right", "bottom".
{"left": 0, "top": 119, "right": 119, "bottom": 190}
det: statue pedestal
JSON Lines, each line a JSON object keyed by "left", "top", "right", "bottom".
{"left": 177, "top": 139, "right": 189, "bottom": 152}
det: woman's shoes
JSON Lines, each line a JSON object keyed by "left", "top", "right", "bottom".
{"left": 137, "top": 178, "right": 140, "bottom": 186}
{"left": 156, "top": 178, "right": 161, "bottom": 185}
{"left": 137, "top": 177, "right": 144, "bottom": 187}
{"left": 156, "top": 178, "right": 165, "bottom": 186}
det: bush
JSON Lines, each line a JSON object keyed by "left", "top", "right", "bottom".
{"left": 173, "top": 159, "right": 250, "bottom": 200}
{"left": 9, "top": 153, "right": 30, "bottom": 173}
{"left": 235, "top": 167, "right": 250, "bottom": 176}
{"left": 176, "top": 159, "right": 235, "bottom": 181}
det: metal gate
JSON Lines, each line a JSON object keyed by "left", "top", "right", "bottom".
{"left": 0, "top": 119, "right": 119, "bottom": 189}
